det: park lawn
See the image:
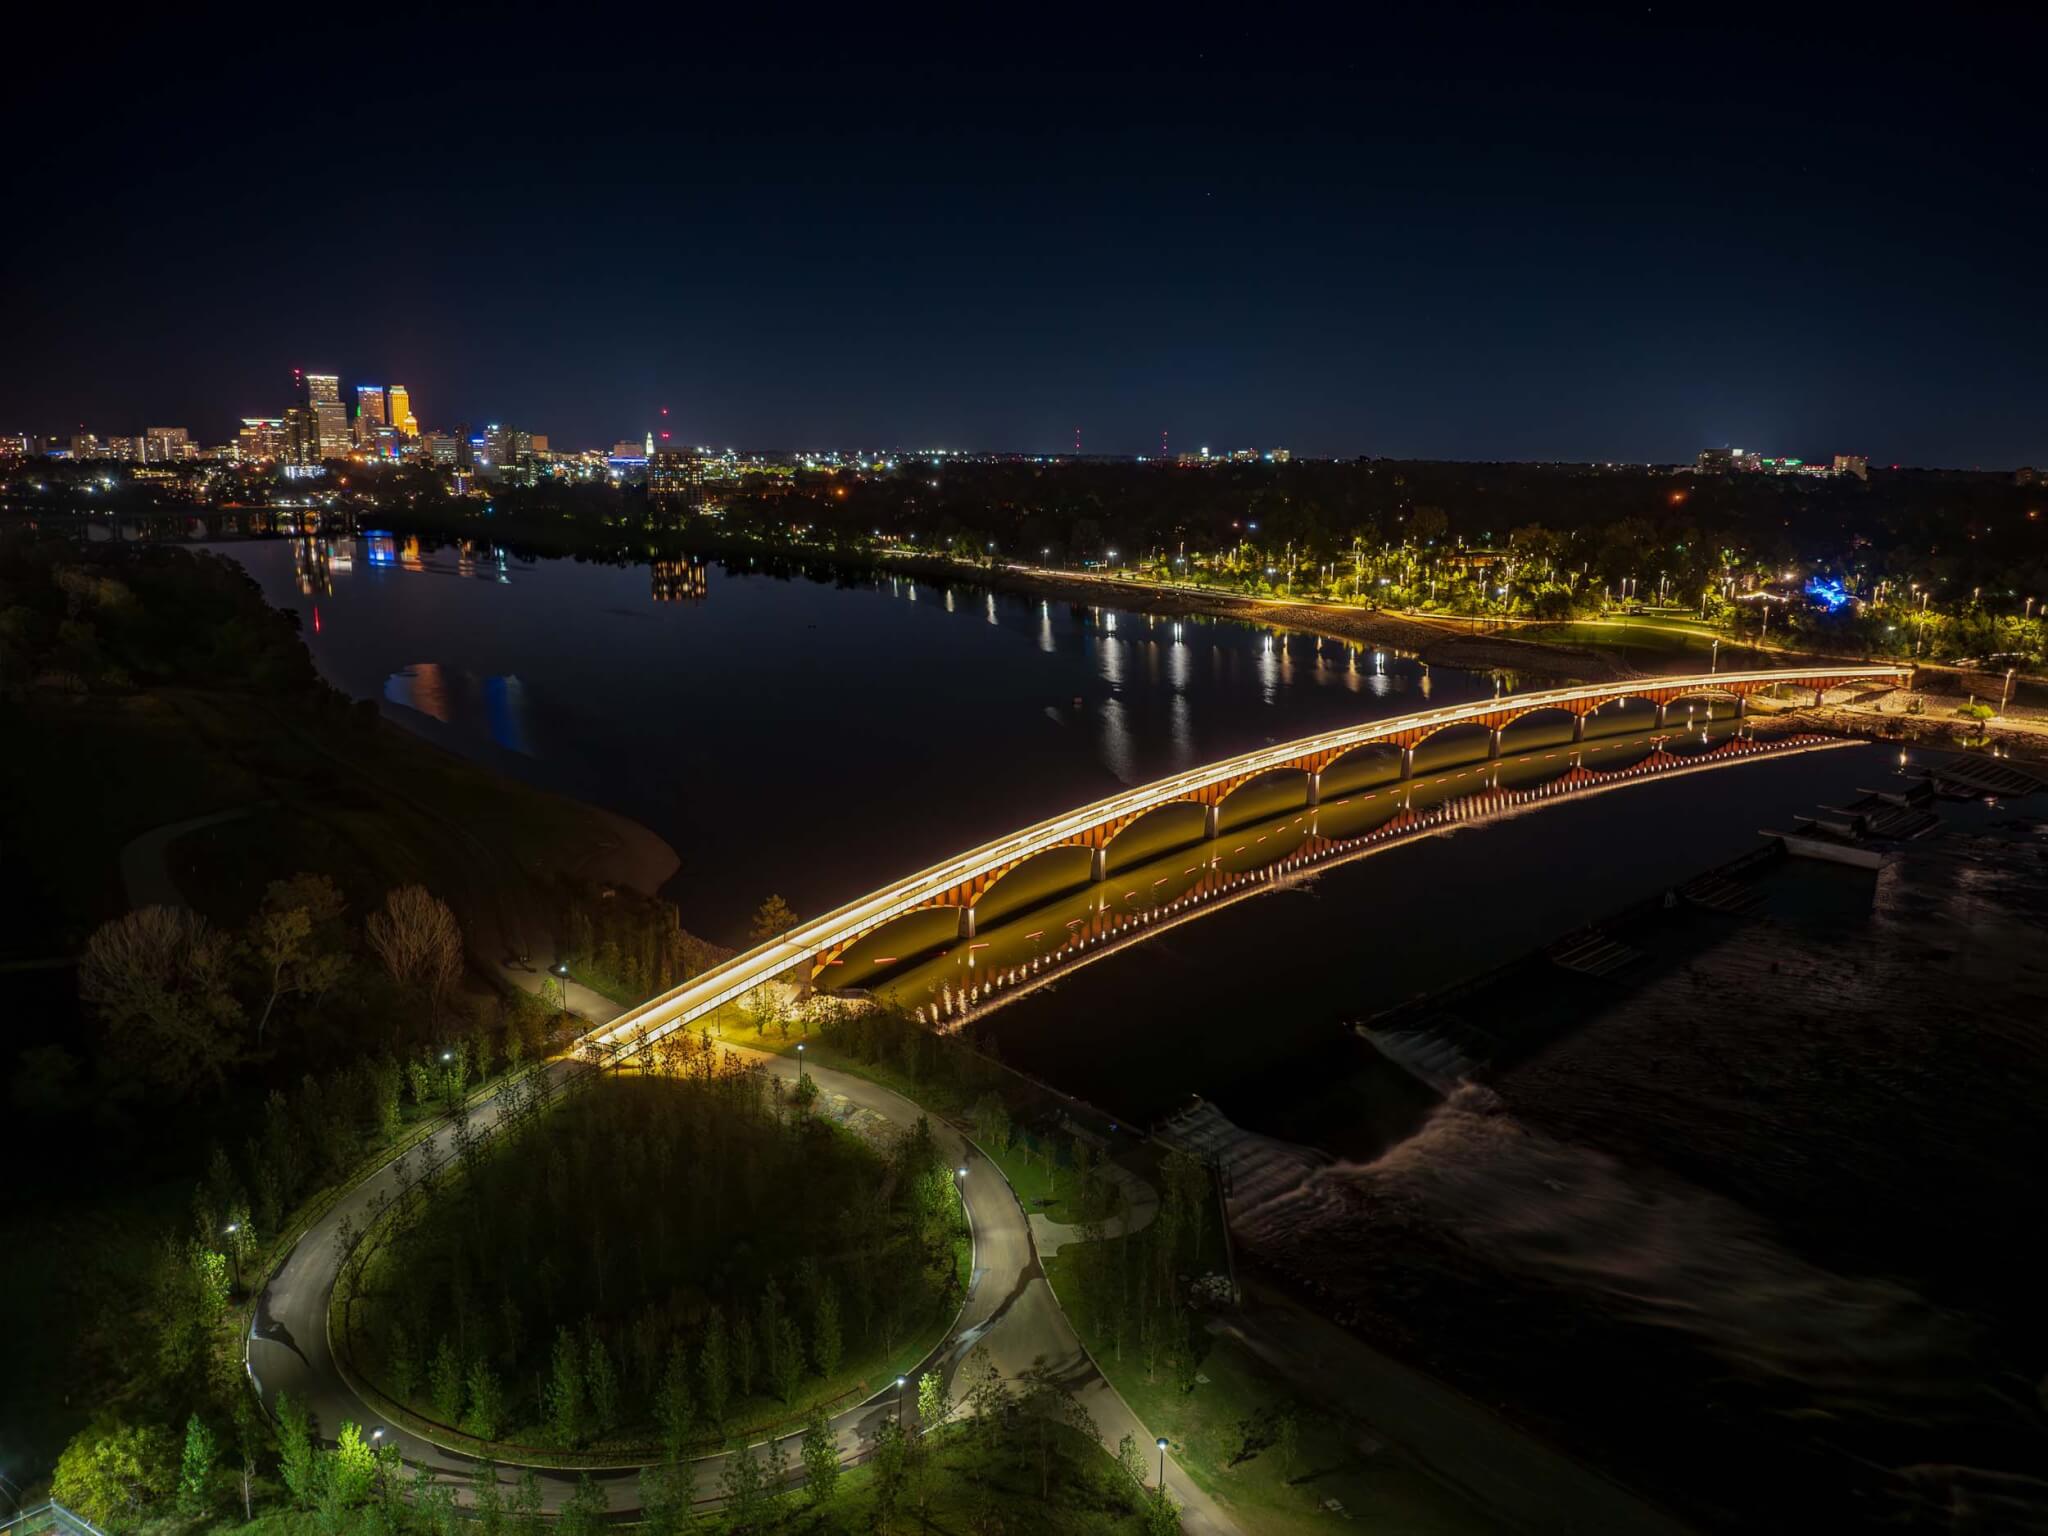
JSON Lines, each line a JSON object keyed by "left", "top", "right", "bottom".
{"left": 1041, "top": 1250, "right": 1493, "bottom": 1536}
{"left": 1519, "top": 618, "right": 1739, "bottom": 665}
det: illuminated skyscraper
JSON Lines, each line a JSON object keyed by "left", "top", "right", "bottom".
{"left": 298, "top": 370, "right": 349, "bottom": 459}
{"left": 387, "top": 384, "right": 415, "bottom": 437}
{"left": 355, "top": 384, "right": 387, "bottom": 445}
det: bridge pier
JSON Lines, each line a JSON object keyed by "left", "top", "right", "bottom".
{"left": 1814, "top": 686, "right": 1827, "bottom": 707}
{"left": 1487, "top": 726, "right": 1502, "bottom": 760}
{"left": 1306, "top": 770, "right": 1321, "bottom": 807}
{"left": 1735, "top": 695, "right": 1747, "bottom": 718}
{"left": 1654, "top": 702, "right": 1668, "bottom": 728}
{"left": 1399, "top": 745, "right": 1415, "bottom": 780}
{"left": 1203, "top": 803, "right": 1220, "bottom": 839}
{"left": 1089, "top": 845, "right": 1107, "bottom": 881}
{"left": 1572, "top": 713, "right": 1586, "bottom": 743}
{"left": 958, "top": 906, "right": 976, "bottom": 940}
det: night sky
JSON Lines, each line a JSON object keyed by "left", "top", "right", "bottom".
{"left": 7, "top": 11, "right": 2044, "bottom": 465}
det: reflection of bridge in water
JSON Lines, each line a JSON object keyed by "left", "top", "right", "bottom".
{"left": 884, "top": 724, "right": 1856, "bottom": 1027}
{"left": 581, "top": 666, "right": 1904, "bottom": 1060}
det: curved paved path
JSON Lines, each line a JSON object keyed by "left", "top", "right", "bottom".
{"left": 246, "top": 992, "right": 1238, "bottom": 1533}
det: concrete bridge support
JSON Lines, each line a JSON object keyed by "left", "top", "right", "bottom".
{"left": 1654, "top": 702, "right": 1669, "bottom": 728}
{"left": 1735, "top": 696, "right": 1748, "bottom": 718}
{"left": 1400, "top": 745, "right": 1416, "bottom": 780}
{"left": 1203, "top": 803, "right": 1220, "bottom": 839}
{"left": 1089, "top": 845, "right": 1107, "bottom": 881}
{"left": 958, "top": 906, "right": 976, "bottom": 940}
{"left": 1572, "top": 714, "right": 1586, "bottom": 742}
{"left": 1488, "top": 726, "right": 1502, "bottom": 759}
{"left": 1306, "top": 771, "right": 1321, "bottom": 807}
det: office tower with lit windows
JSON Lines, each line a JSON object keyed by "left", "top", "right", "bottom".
{"left": 297, "top": 370, "right": 349, "bottom": 459}
{"left": 387, "top": 384, "right": 416, "bottom": 437}
{"left": 355, "top": 384, "right": 387, "bottom": 445}
{"left": 283, "top": 407, "right": 317, "bottom": 465}
{"left": 238, "top": 418, "right": 288, "bottom": 461}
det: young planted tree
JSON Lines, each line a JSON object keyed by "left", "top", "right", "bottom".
{"left": 811, "top": 1281, "right": 843, "bottom": 1380}
{"left": 546, "top": 1326, "right": 585, "bottom": 1446}
{"left": 430, "top": 1336, "right": 466, "bottom": 1425}
{"left": 700, "top": 1308, "right": 731, "bottom": 1429}
{"left": 656, "top": 1339, "right": 695, "bottom": 1457}
{"left": 799, "top": 1406, "right": 838, "bottom": 1509}
{"left": 175, "top": 1413, "right": 217, "bottom": 1516}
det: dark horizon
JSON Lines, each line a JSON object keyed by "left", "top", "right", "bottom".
{"left": 7, "top": 10, "right": 2045, "bottom": 467}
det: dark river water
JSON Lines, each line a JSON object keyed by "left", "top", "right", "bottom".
{"left": 222, "top": 536, "right": 1903, "bottom": 1137}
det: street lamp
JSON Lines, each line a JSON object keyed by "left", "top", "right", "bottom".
{"left": 1157, "top": 1436, "right": 1170, "bottom": 1490}
{"left": 224, "top": 1222, "right": 242, "bottom": 1292}
{"left": 551, "top": 961, "right": 570, "bottom": 1014}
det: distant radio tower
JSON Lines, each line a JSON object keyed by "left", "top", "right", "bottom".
{"left": 659, "top": 404, "right": 671, "bottom": 443}
{"left": 1161, "top": 428, "right": 1169, "bottom": 460}
{"left": 1074, "top": 425, "right": 1081, "bottom": 457}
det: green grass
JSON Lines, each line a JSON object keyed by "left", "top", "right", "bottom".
{"left": 1042, "top": 1249, "right": 1494, "bottom": 1536}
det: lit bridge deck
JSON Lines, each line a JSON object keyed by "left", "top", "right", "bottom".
{"left": 581, "top": 665, "right": 1905, "bottom": 1058}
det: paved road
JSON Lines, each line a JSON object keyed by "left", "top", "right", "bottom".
{"left": 118, "top": 802, "right": 271, "bottom": 908}
{"left": 247, "top": 982, "right": 1240, "bottom": 1533}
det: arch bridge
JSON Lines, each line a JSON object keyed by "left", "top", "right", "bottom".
{"left": 582, "top": 665, "right": 1904, "bottom": 1058}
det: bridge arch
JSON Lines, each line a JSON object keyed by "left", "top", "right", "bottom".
{"left": 1102, "top": 800, "right": 1211, "bottom": 875}
{"left": 1214, "top": 766, "right": 1314, "bottom": 834}
{"left": 964, "top": 844, "right": 1096, "bottom": 931}
{"left": 564, "top": 663, "right": 1905, "bottom": 1031}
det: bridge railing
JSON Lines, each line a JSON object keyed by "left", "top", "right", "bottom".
{"left": 576, "top": 665, "right": 1907, "bottom": 1058}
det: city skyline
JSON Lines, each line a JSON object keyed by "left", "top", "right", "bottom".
{"left": 6, "top": 14, "right": 2046, "bottom": 466}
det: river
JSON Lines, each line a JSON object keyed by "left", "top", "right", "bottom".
{"left": 221, "top": 534, "right": 1903, "bottom": 1141}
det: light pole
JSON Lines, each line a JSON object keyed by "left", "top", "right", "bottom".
{"left": 551, "top": 961, "right": 569, "bottom": 1015}
{"left": 224, "top": 1222, "right": 242, "bottom": 1293}
{"left": 1157, "top": 1436, "right": 1170, "bottom": 1493}
{"left": 795, "top": 1041, "right": 806, "bottom": 1087}
{"left": 1711, "top": 638, "right": 1719, "bottom": 674}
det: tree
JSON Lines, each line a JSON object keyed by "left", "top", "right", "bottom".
{"left": 79, "top": 906, "right": 245, "bottom": 1096}
{"left": 799, "top": 1406, "right": 838, "bottom": 1508}
{"left": 717, "top": 1440, "right": 766, "bottom": 1532}
{"left": 52, "top": 1419, "right": 177, "bottom": 1527}
{"left": 811, "top": 1281, "right": 843, "bottom": 1380}
{"left": 247, "top": 873, "right": 348, "bottom": 1045}
{"left": 176, "top": 1413, "right": 218, "bottom": 1515}
{"left": 656, "top": 1339, "right": 695, "bottom": 1458}
{"left": 274, "top": 1393, "right": 319, "bottom": 1509}
{"left": 1145, "top": 1487, "right": 1185, "bottom": 1534}
{"left": 558, "top": 1474, "right": 608, "bottom": 1536}
{"left": 1016, "top": 1362, "right": 1099, "bottom": 1500}
{"left": 467, "top": 1357, "right": 506, "bottom": 1440}
{"left": 321, "top": 1422, "right": 378, "bottom": 1516}
{"left": 365, "top": 884, "right": 463, "bottom": 1024}
{"left": 866, "top": 1416, "right": 908, "bottom": 1525}
{"left": 638, "top": 1462, "right": 693, "bottom": 1536}
{"left": 546, "top": 1325, "right": 585, "bottom": 1446}
{"left": 917, "top": 1369, "right": 951, "bottom": 1433}
{"left": 772, "top": 1315, "right": 803, "bottom": 1403}
{"left": 734, "top": 1314, "right": 757, "bottom": 1401}
{"left": 700, "top": 1308, "right": 731, "bottom": 1428}
{"left": 470, "top": 1458, "right": 505, "bottom": 1536}
{"left": 431, "top": 1335, "right": 466, "bottom": 1425}
{"left": 749, "top": 895, "right": 797, "bottom": 943}
{"left": 587, "top": 1328, "right": 621, "bottom": 1437}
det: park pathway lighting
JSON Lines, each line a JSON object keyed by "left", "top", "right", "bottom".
{"left": 1157, "top": 1436, "right": 1170, "bottom": 1490}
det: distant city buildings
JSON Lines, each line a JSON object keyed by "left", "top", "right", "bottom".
{"left": 1695, "top": 447, "right": 1864, "bottom": 479}
{"left": 388, "top": 384, "right": 417, "bottom": 438}
{"left": 238, "top": 418, "right": 288, "bottom": 462}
